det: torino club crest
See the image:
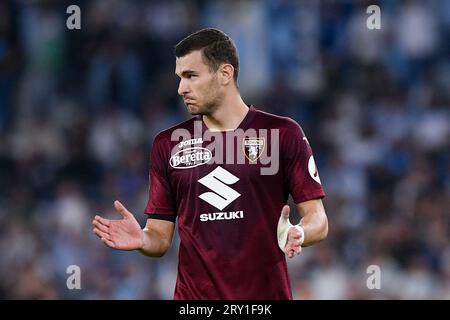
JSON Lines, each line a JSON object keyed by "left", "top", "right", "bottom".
{"left": 243, "top": 137, "right": 265, "bottom": 162}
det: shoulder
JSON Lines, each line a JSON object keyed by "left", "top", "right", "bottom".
{"left": 254, "top": 108, "right": 305, "bottom": 136}
{"left": 152, "top": 116, "right": 198, "bottom": 145}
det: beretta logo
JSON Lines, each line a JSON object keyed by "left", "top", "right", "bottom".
{"left": 170, "top": 147, "right": 212, "bottom": 169}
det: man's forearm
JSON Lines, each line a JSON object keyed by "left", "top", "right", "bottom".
{"left": 138, "top": 228, "right": 171, "bottom": 257}
{"left": 299, "top": 210, "right": 328, "bottom": 247}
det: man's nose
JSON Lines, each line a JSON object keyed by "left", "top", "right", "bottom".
{"left": 178, "top": 80, "right": 189, "bottom": 96}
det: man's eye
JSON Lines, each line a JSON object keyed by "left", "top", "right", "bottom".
{"left": 187, "top": 74, "right": 197, "bottom": 79}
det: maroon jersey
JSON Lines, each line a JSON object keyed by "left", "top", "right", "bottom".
{"left": 145, "top": 106, "right": 325, "bottom": 299}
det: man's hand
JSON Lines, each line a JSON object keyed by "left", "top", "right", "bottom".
{"left": 92, "top": 200, "right": 144, "bottom": 250}
{"left": 277, "top": 205, "right": 304, "bottom": 258}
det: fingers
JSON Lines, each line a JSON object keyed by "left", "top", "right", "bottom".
{"left": 288, "top": 227, "right": 301, "bottom": 239}
{"left": 285, "top": 238, "right": 302, "bottom": 249}
{"left": 285, "top": 227, "right": 301, "bottom": 247}
{"left": 285, "top": 226, "right": 303, "bottom": 257}
{"left": 286, "top": 246, "right": 302, "bottom": 258}
{"left": 281, "top": 205, "right": 290, "bottom": 218}
{"left": 287, "top": 246, "right": 302, "bottom": 259}
{"left": 290, "top": 233, "right": 301, "bottom": 240}
{"left": 285, "top": 242, "right": 301, "bottom": 253}
{"left": 93, "top": 227, "right": 110, "bottom": 240}
{"left": 101, "top": 237, "right": 116, "bottom": 249}
{"left": 287, "top": 248, "right": 296, "bottom": 258}
{"left": 114, "top": 200, "right": 132, "bottom": 218}
{"left": 93, "top": 220, "right": 109, "bottom": 233}
{"left": 94, "top": 215, "right": 110, "bottom": 227}
{"left": 93, "top": 227, "right": 116, "bottom": 248}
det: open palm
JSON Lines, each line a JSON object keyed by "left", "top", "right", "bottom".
{"left": 93, "top": 200, "right": 143, "bottom": 250}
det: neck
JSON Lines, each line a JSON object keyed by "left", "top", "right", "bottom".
{"left": 202, "top": 94, "right": 249, "bottom": 131}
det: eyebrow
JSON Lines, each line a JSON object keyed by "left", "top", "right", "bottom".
{"left": 175, "top": 70, "right": 198, "bottom": 78}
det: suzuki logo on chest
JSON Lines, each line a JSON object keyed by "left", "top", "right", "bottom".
{"left": 197, "top": 166, "right": 241, "bottom": 210}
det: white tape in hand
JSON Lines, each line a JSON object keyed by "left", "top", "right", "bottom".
{"left": 277, "top": 214, "right": 305, "bottom": 252}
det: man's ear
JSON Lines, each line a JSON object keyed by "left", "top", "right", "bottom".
{"left": 218, "top": 64, "right": 234, "bottom": 85}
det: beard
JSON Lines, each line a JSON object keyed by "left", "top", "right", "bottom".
{"left": 188, "top": 98, "right": 220, "bottom": 115}
{"left": 186, "top": 80, "right": 222, "bottom": 116}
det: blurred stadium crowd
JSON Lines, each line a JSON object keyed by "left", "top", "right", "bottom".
{"left": 0, "top": 0, "right": 449, "bottom": 299}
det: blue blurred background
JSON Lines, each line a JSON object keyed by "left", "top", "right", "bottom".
{"left": 0, "top": 0, "right": 449, "bottom": 299}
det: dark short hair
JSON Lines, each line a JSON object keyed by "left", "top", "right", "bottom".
{"left": 175, "top": 28, "right": 239, "bottom": 84}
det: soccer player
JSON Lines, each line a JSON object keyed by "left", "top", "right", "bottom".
{"left": 92, "top": 28, "right": 328, "bottom": 299}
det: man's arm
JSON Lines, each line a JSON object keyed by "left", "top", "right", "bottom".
{"left": 139, "top": 218, "right": 175, "bottom": 257}
{"left": 278, "top": 199, "right": 328, "bottom": 258}
{"left": 296, "top": 198, "right": 328, "bottom": 246}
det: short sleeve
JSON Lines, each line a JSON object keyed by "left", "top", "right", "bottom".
{"left": 144, "top": 134, "right": 177, "bottom": 220}
{"left": 282, "top": 119, "right": 325, "bottom": 204}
